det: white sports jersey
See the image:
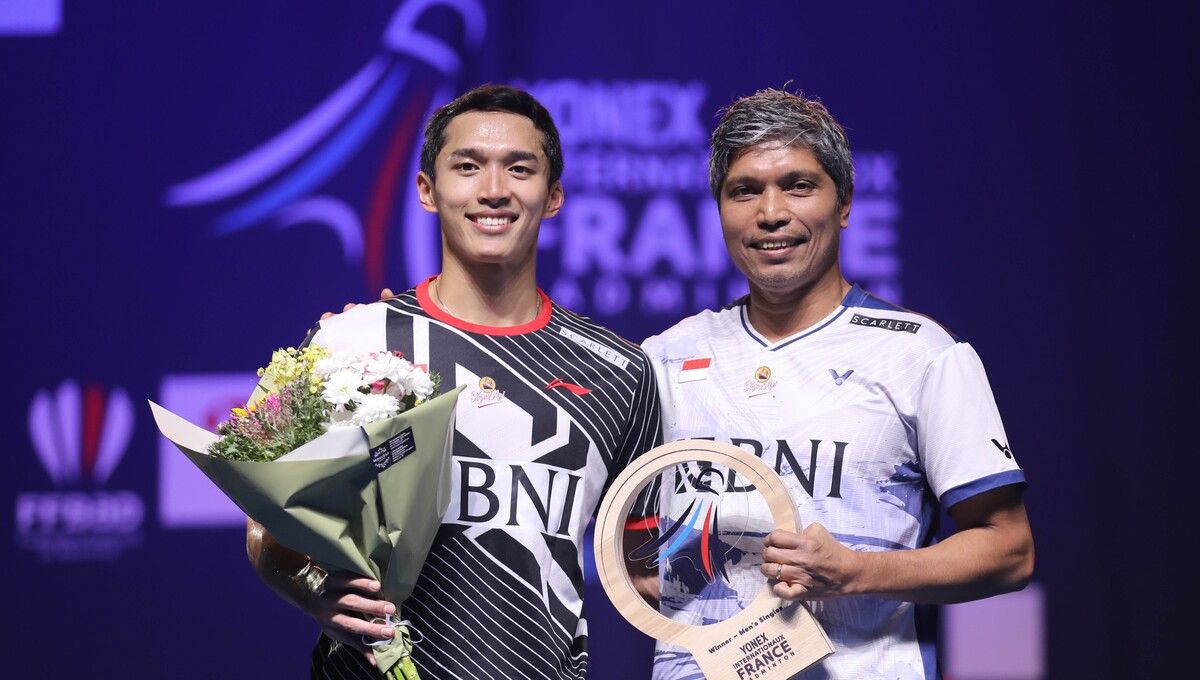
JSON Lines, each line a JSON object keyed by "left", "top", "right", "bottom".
{"left": 641, "top": 285, "right": 1024, "bottom": 680}
{"left": 305, "top": 280, "right": 661, "bottom": 680}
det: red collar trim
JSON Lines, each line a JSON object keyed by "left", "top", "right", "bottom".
{"left": 416, "top": 276, "right": 553, "bottom": 336}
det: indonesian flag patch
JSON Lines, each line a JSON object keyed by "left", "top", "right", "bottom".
{"left": 679, "top": 357, "right": 712, "bottom": 383}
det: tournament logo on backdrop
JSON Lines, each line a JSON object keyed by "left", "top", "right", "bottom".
{"left": 520, "top": 79, "right": 742, "bottom": 320}
{"left": 17, "top": 381, "right": 143, "bottom": 561}
{"left": 164, "top": 0, "right": 486, "bottom": 293}
{"left": 163, "top": 0, "right": 901, "bottom": 320}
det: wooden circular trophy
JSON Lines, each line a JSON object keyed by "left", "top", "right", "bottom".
{"left": 594, "top": 439, "right": 834, "bottom": 679}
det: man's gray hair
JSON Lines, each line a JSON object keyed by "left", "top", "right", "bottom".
{"left": 708, "top": 88, "right": 854, "bottom": 206}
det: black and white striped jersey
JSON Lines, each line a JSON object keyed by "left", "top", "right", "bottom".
{"left": 307, "top": 278, "right": 662, "bottom": 680}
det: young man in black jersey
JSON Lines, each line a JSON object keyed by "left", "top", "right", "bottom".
{"left": 246, "top": 85, "right": 662, "bottom": 679}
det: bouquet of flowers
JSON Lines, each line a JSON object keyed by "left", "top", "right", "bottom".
{"left": 151, "top": 344, "right": 462, "bottom": 680}
{"left": 210, "top": 346, "right": 440, "bottom": 461}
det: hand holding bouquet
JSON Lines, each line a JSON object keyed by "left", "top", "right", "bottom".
{"left": 151, "top": 344, "right": 462, "bottom": 679}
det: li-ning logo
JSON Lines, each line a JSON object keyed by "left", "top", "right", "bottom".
{"left": 18, "top": 381, "right": 144, "bottom": 562}
{"left": 627, "top": 467, "right": 731, "bottom": 584}
{"left": 992, "top": 439, "right": 1013, "bottom": 459}
{"left": 545, "top": 378, "right": 592, "bottom": 396}
{"left": 164, "top": 0, "right": 487, "bottom": 293}
{"left": 829, "top": 369, "right": 854, "bottom": 386}
{"left": 849, "top": 313, "right": 921, "bottom": 334}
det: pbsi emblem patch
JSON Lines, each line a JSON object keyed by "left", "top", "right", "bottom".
{"left": 471, "top": 376, "right": 505, "bottom": 408}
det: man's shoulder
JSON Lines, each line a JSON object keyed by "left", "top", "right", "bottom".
{"left": 547, "top": 302, "right": 651, "bottom": 373}
{"left": 318, "top": 293, "right": 417, "bottom": 325}
{"left": 309, "top": 292, "right": 420, "bottom": 349}
{"left": 550, "top": 302, "right": 637, "bottom": 344}
{"left": 840, "top": 287, "right": 963, "bottom": 354}
{"left": 642, "top": 304, "right": 741, "bottom": 360}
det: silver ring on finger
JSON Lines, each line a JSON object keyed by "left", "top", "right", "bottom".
{"left": 295, "top": 561, "right": 329, "bottom": 599}
{"left": 308, "top": 566, "right": 328, "bottom": 596}
{"left": 775, "top": 562, "right": 783, "bottom": 580}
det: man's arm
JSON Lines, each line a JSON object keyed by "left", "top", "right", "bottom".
{"left": 761, "top": 484, "right": 1033, "bottom": 604}
{"left": 245, "top": 517, "right": 311, "bottom": 604}
{"left": 246, "top": 518, "right": 396, "bottom": 663}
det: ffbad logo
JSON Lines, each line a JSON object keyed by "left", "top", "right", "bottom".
{"left": 29, "top": 382, "right": 132, "bottom": 486}
{"left": 17, "top": 381, "right": 144, "bottom": 561}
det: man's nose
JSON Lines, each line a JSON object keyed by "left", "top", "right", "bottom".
{"left": 757, "top": 188, "right": 790, "bottom": 230}
{"left": 478, "top": 167, "right": 509, "bottom": 206}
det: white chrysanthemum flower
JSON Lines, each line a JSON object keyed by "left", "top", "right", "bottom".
{"left": 407, "top": 369, "right": 436, "bottom": 401}
{"left": 362, "top": 352, "right": 416, "bottom": 387}
{"left": 362, "top": 352, "right": 399, "bottom": 383}
{"left": 387, "top": 358, "right": 415, "bottom": 386}
{"left": 351, "top": 392, "right": 401, "bottom": 426}
{"left": 314, "top": 350, "right": 364, "bottom": 380}
{"left": 322, "top": 369, "right": 365, "bottom": 409}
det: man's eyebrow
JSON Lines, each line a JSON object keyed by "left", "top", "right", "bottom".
{"left": 724, "top": 174, "right": 764, "bottom": 188}
{"left": 504, "top": 150, "right": 539, "bottom": 164}
{"left": 726, "top": 170, "right": 823, "bottom": 187}
{"left": 777, "top": 169, "right": 823, "bottom": 184}
{"left": 446, "top": 148, "right": 483, "bottom": 161}
{"left": 446, "top": 148, "right": 541, "bottom": 165}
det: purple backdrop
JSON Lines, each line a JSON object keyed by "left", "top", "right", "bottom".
{"left": 2, "top": 1, "right": 1194, "bottom": 677}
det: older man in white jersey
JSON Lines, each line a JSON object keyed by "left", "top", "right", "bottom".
{"left": 641, "top": 89, "right": 1034, "bottom": 679}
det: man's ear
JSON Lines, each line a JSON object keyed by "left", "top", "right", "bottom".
{"left": 416, "top": 171, "right": 438, "bottom": 214}
{"left": 839, "top": 191, "right": 852, "bottom": 229}
{"left": 544, "top": 180, "right": 565, "bottom": 218}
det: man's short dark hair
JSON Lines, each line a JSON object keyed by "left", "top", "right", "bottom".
{"left": 709, "top": 88, "right": 854, "bottom": 207}
{"left": 420, "top": 84, "right": 564, "bottom": 187}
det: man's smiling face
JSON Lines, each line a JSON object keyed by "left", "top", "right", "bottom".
{"left": 418, "top": 110, "right": 563, "bottom": 269}
{"left": 718, "top": 143, "right": 850, "bottom": 298}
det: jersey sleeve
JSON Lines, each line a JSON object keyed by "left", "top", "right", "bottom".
{"left": 916, "top": 342, "right": 1026, "bottom": 508}
{"left": 618, "top": 338, "right": 671, "bottom": 522}
{"left": 612, "top": 347, "right": 664, "bottom": 474}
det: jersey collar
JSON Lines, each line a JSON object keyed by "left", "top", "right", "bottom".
{"left": 739, "top": 284, "right": 864, "bottom": 350}
{"left": 416, "top": 276, "right": 553, "bottom": 336}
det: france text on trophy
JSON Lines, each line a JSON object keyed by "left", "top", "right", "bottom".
{"left": 594, "top": 439, "right": 834, "bottom": 679}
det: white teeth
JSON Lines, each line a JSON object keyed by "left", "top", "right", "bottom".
{"left": 476, "top": 216, "right": 513, "bottom": 226}
{"left": 755, "top": 240, "right": 797, "bottom": 250}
